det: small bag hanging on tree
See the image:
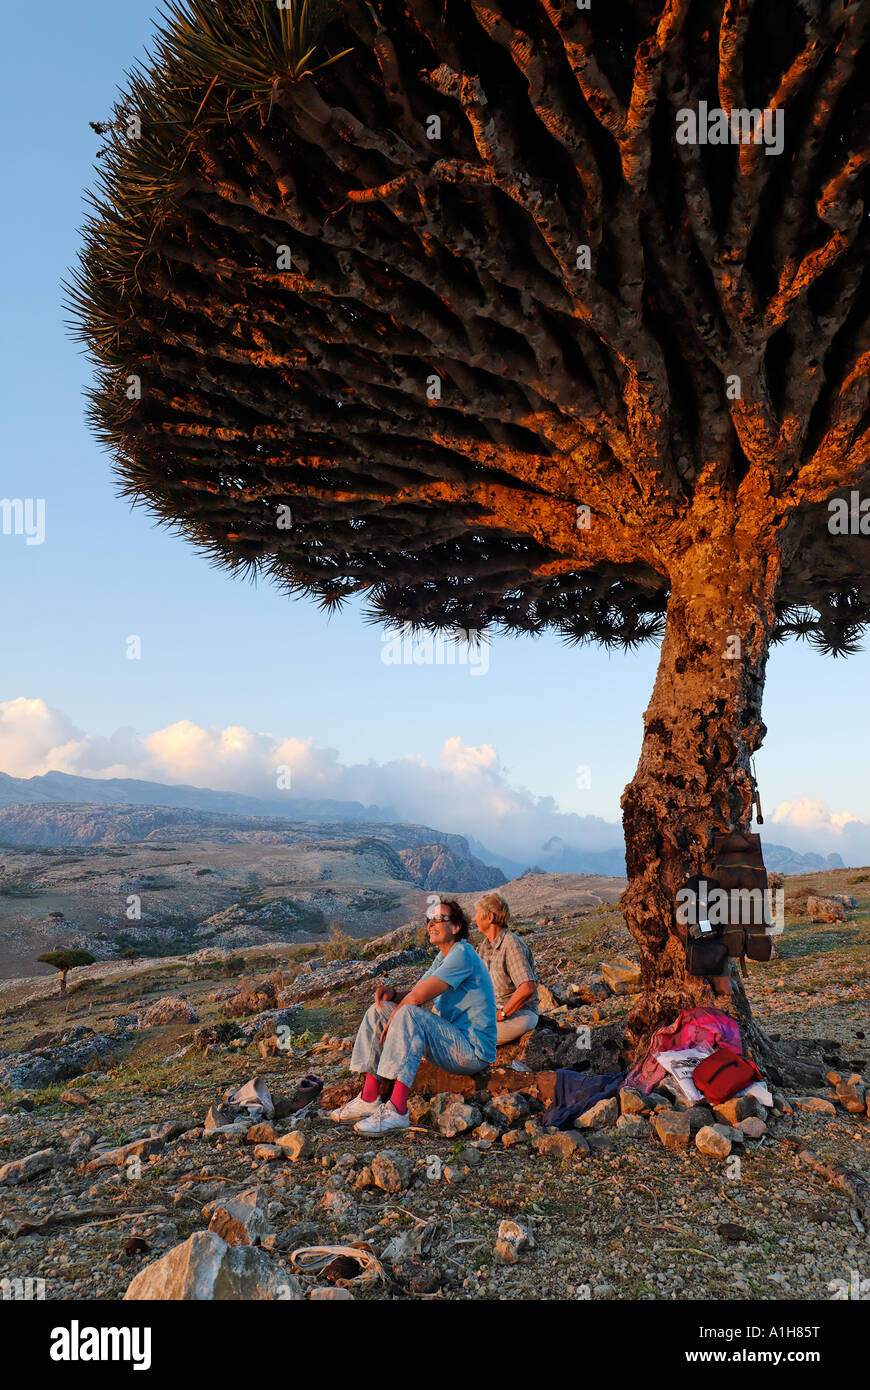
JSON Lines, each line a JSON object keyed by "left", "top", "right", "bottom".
{"left": 680, "top": 873, "right": 729, "bottom": 979}
{"left": 686, "top": 931, "right": 730, "bottom": 978}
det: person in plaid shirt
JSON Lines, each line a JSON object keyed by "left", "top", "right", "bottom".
{"left": 474, "top": 892, "right": 540, "bottom": 1044}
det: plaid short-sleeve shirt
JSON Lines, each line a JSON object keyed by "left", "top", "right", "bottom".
{"left": 476, "top": 929, "right": 539, "bottom": 1012}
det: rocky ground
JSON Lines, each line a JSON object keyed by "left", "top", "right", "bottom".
{"left": 0, "top": 867, "right": 867, "bottom": 1302}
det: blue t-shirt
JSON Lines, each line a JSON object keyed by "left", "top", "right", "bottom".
{"left": 421, "top": 939, "right": 497, "bottom": 1063}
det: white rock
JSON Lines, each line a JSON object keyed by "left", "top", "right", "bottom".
{"left": 123, "top": 1231, "right": 301, "bottom": 1300}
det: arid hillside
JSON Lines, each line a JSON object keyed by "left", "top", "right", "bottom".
{"left": 0, "top": 865, "right": 867, "bottom": 1302}
{"left": 0, "top": 814, "right": 503, "bottom": 980}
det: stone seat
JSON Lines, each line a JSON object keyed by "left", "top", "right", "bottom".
{"left": 320, "top": 1062, "right": 557, "bottom": 1113}
{"left": 414, "top": 1058, "right": 556, "bottom": 1103}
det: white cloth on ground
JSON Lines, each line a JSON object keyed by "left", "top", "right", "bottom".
{"left": 655, "top": 1047, "right": 712, "bottom": 1104}
{"left": 224, "top": 1077, "right": 275, "bottom": 1121}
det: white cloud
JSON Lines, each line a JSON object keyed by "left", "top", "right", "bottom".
{"left": 440, "top": 736, "right": 499, "bottom": 775}
{"left": 0, "top": 697, "right": 622, "bottom": 863}
{"left": 771, "top": 797, "right": 862, "bottom": 834}
{"left": 5, "top": 698, "right": 868, "bottom": 868}
{"left": 769, "top": 796, "right": 870, "bottom": 862}
{"left": 0, "top": 697, "right": 142, "bottom": 779}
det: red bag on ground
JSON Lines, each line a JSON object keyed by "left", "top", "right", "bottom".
{"left": 692, "top": 1045, "right": 761, "bottom": 1103}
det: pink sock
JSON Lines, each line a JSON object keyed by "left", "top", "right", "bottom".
{"left": 389, "top": 1081, "right": 410, "bottom": 1115}
{"left": 361, "top": 1074, "right": 380, "bottom": 1103}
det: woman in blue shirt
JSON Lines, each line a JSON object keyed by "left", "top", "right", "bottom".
{"left": 329, "top": 898, "right": 497, "bottom": 1135}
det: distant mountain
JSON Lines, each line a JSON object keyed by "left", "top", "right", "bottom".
{"left": 762, "top": 842, "right": 845, "bottom": 875}
{"left": 0, "top": 771, "right": 394, "bottom": 822}
{"left": 535, "top": 835, "right": 628, "bottom": 876}
{"left": 471, "top": 833, "right": 846, "bottom": 879}
{"left": 0, "top": 798, "right": 508, "bottom": 975}
{"left": 466, "top": 839, "right": 527, "bottom": 881}
{"left": 397, "top": 843, "right": 503, "bottom": 893}
{"left": 466, "top": 836, "right": 627, "bottom": 878}
{"left": 0, "top": 801, "right": 503, "bottom": 893}
{"left": 0, "top": 770, "right": 846, "bottom": 878}
{"left": 469, "top": 836, "right": 627, "bottom": 876}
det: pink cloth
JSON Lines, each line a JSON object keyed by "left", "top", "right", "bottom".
{"left": 626, "top": 1007, "right": 741, "bottom": 1093}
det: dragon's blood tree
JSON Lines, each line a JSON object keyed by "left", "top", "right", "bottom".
{"left": 70, "top": 0, "right": 870, "bottom": 1062}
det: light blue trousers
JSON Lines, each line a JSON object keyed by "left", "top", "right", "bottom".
{"left": 349, "top": 999, "right": 486, "bottom": 1089}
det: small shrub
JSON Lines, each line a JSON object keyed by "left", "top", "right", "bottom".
{"left": 222, "top": 976, "right": 276, "bottom": 1017}
{"left": 265, "top": 966, "right": 286, "bottom": 993}
{"left": 31, "top": 1081, "right": 70, "bottom": 1108}
{"left": 0, "top": 1084, "right": 21, "bottom": 1110}
{"left": 323, "top": 922, "right": 356, "bottom": 962}
{"left": 222, "top": 982, "right": 258, "bottom": 1017}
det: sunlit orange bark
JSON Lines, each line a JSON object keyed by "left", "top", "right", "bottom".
{"left": 621, "top": 508, "right": 782, "bottom": 1063}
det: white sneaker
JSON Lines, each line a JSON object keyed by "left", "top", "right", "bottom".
{"left": 328, "top": 1094, "right": 381, "bottom": 1123}
{"left": 354, "top": 1100, "right": 410, "bottom": 1135}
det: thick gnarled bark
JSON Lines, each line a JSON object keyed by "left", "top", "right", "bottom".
{"left": 620, "top": 518, "right": 783, "bottom": 1067}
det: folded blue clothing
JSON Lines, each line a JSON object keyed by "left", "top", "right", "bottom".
{"left": 542, "top": 1069, "right": 624, "bottom": 1129}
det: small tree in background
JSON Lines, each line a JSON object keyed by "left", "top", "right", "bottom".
{"left": 120, "top": 947, "right": 140, "bottom": 965}
{"left": 37, "top": 950, "right": 96, "bottom": 997}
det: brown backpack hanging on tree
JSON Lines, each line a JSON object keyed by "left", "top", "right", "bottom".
{"left": 711, "top": 829, "right": 774, "bottom": 973}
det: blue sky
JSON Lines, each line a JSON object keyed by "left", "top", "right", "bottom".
{"left": 1, "top": 2, "right": 868, "bottom": 864}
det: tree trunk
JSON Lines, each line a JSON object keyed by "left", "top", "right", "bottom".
{"left": 59, "top": 969, "right": 68, "bottom": 998}
{"left": 620, "top": 525, "right": 782, "bottom": 1071}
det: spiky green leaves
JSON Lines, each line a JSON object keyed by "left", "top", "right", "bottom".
{"left": 66, "top": 0, "right": 869, "bottom": 658}
{"left": 66, "top": 0, "right": 351, "bottom": 356}
{"left": 159, "top": 0, "right": 351, "bottom": 99}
